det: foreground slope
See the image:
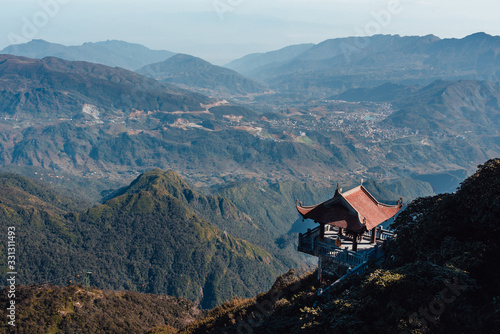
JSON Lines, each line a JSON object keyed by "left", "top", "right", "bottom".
{"left": 0, "top": 285, "right": 199, "bottom": 333}
{"left": 181, "top": 159, "right": 500, "bottom": 333}
{"left": 0, "top": 170, "right": 285, "bottom": 309}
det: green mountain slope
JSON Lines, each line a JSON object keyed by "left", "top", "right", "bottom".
{"left": 0, "top": 174, "right": 87, "bottom": 286}
{"left": 1, "top": 39, "right": 175, "bottom": 71}
{"left": 0, "top": 170, "right": 286, "bottom": 309}
{"left": 215, "top": 181, "right": 333, "bottom": 241}
{"left": 74, "top": 169, "right": 285, "bottom": 308}
{"left": 113, "top": 170, "right": 271, "bottom": 251}
{"left": 138, "top": 54, "right": 268, "bottom": 97}
{"left": 0, "top": 172, "right": 89, "bottom": 211}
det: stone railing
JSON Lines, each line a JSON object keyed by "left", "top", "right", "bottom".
{"left": 362, "top": 227, "right": 395, "bottom": 241}
{"left": 298, "top": 228, "right": 378, "bottom": 267}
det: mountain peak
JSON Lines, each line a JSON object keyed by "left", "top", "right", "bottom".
{"left": 28, "top": 39, "right": 50, "bottom": 44}
{"left": 170, "top": 53, "right": 202, "bottom": 60}
{"left": 109, "top": 169, "right": 192, "bottom": 200}
{"left": 166, "top": 53, "right": 212, "bottom": 66}
{"left": 137, "top": 52, "right": 268, "bottom": 97}
{"left": 464, "top": 32, "right": 492, "bottom": 39}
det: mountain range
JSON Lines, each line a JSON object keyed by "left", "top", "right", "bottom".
{"left": 0, "top": 52, "right": 495, "bottom": 200}
{"left": 6, "top": 33, "right": 500, "bottom": 101}
{"left": 225, "top": 43, "right": 315, "bottom": 77}
{"left": 228, "top": 33, "right": 500, "bottom": 97}
{"left": 138, "top": 54, "right": 269, "bottom": 98}
{"left": 0, "top": 53, "right": 492, "bottom": 198}
{"left": 0, "top": 54, "right": 210, "bottom": 121}
{"left": 1, "top": 39, "right": 175, "bottom": 71}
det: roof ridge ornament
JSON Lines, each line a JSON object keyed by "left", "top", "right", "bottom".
{"left": 335, "top": 183, "right": 342, "bottom": 195}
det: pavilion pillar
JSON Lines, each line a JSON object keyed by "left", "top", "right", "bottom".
{"left": 370, "top": 228, "right": 376, "bottom": 244}
{"left": 353, "top": 234, "right": 358, "bottom": 252}
{"left": 319, "top": 222, "right": 325, "bottom": 241}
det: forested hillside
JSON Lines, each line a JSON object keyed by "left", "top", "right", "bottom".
{"left": 0, "top": 170, "right": 287, "bottom": 309}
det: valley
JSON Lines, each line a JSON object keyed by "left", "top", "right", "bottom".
{"left": 0, "top": 75, "right": 493, "bottom": 197}
{"left": 2, "top": 35, "right": 499, "bottom": 198}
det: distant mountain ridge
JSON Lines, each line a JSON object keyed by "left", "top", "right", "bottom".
{"left": 1, "top": 39, "right": 175, "bottom": 70}
{"left": 228, "top": 33, "right": 500, "bottom": 96}
{"left": 225, "top": 43, "right": 315, "bottom": 76}
{"left": 138, "top": 53, "right": 268, "bottom": 97}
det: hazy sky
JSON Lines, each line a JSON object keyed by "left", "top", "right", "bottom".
{"left": 1, "top": 0, "right": 499, "bottom": 64}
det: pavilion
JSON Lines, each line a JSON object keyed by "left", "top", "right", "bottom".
{"left": 296, "top": 184, "right": 403, "bottom": 252}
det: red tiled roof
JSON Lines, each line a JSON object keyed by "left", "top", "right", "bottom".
{"left": 296, "top": 185, "right": 402, "bottom": 232}
{"left": 297, "top": 203, "right": 364, "bottom": 230}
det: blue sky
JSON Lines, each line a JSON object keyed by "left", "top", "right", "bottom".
{"left": 1, "top": 0, "right": 499, "bottom": 64}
